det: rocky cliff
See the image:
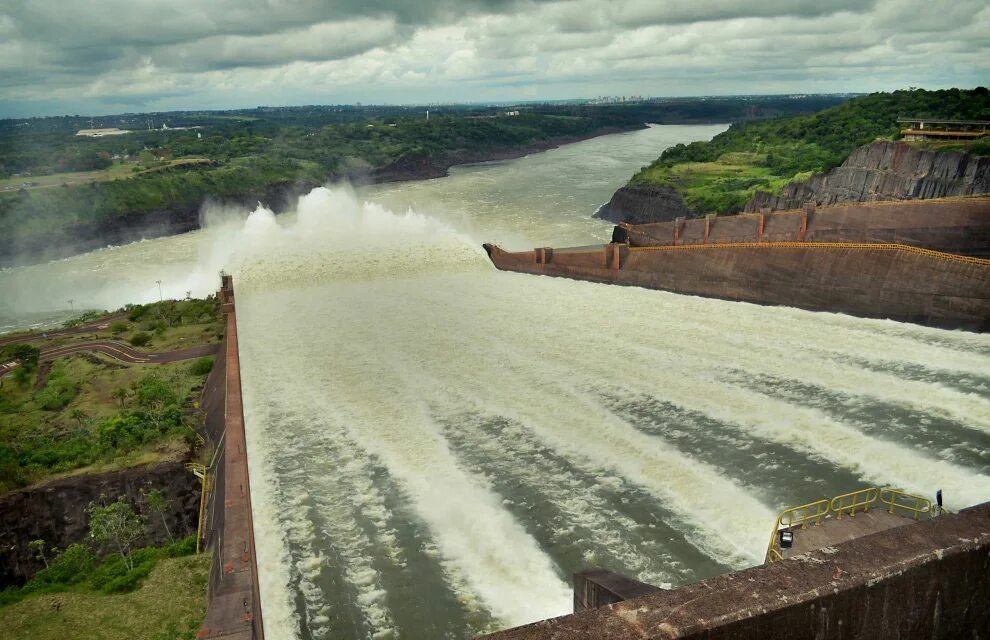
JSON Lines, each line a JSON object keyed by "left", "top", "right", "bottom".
{"left": 594, "top": 184, "right": 696, "bottom": 224}
{"left": 0, "top": 461, "right": 200, "bottom": 586}
{"left": 746, "top": 142, "right": 990, "bottom": 212}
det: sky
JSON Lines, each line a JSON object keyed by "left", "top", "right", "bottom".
{"left": 0, "top": 0, "right": 987, "bottom": 117}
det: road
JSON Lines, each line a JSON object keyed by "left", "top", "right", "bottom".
{"left": 0, "top": 340, "right": 219, "bottom": 380}
{"left": 0, "top": 313, "right": 128, "bottom": 348}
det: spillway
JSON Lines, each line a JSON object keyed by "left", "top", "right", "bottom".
{"left": 0, "top": 125, "right": 987, "bottom": 639}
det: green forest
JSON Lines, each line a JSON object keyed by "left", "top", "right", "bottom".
{"left": 628, "top": 87, "right": 990, "bottom": 214}
{"left": 0, "top": 96, "right": 845, "bottom": 265}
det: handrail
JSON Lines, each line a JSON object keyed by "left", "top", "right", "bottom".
{"left": 880, "top": 487, "right": 932, "bottom": 520}
{"left": 629, "top": 241, "right": 990, "bottom": 267}
{"left": 829, "top": 487, "right": 878, "bottom": 520}
{"left": 764, "top": 498, "right": 830, "bottom": 564}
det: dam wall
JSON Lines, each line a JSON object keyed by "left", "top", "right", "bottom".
{"left": 479, "top": 501, "right": 990, "bottom": 640}
{"left": 484, "top": 241, "right": 990, "bottom": 331}
{"left": 198, "top": 275, "right": 265, "bottom": 640}
{"left": 622, "top": 196, "right": 990, "bottom": 257}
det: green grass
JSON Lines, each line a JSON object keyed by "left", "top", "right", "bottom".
{"left": 0, "top": 553, "right": 208, "bottom": 640}
{"left": 631, "top": 154, "right": 783, "bottom": 213}
{"left": 0, "top": 298, "right": 223, "bottom": 493}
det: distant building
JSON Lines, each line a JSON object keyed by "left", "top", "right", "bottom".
{"left": 898, "top": 118, "right": 989, "bottom": 141}
{"left": 75, "top": 128, "right": 131, "bottom": 137}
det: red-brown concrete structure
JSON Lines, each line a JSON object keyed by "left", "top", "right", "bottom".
{"left": 484, "top": 197, "right": 990, "bottom": 331}
{"left": 198, "top": 275, "right": 264, "bottom": 640}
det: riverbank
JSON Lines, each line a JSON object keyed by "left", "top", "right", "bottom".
{"left": 0, "top": 123, "right": 644, "bottom": 269}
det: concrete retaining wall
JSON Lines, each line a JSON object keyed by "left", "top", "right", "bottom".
{"left": 480, "top": 502, "right": 990, "bottom": 639}
{"left": 484, "top": 240, "right": 990, "bottom": 331}
{"left": 198, "top": 276, "right": 264, "bottom": 640}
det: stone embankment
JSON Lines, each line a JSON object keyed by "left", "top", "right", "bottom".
{"left": 746, "top": 141, "right": 990, "bottom": 211}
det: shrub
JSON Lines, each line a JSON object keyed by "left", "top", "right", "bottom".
{"left": 129, "top": 332, "right": 151, "bottom": 347}
{"left": 33, "top": 544, "right": 94, "bottom": 586}
{"left": 109, "top": 321, "right": 129, "bottom": 334}
{"left": 188, "top": 357, "right": 213, "bottom": 376}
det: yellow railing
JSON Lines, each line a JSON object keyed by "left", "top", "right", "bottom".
{"left": 764, "top": 498, "right": 830, "bottom": 564}
{"left": 829, "top": 487, "right": 878, "bottom": 520}
{"left": 880, "top": 487, "right": 932, "bottom": 520}
{"left": 186, "top": 463, "right": 210, "bottom": 554}
{"left": 765, "top": 486, "right": 938, "bottom": 563}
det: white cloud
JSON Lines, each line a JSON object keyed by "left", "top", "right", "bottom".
{"left": 0, "top": 0, "right": 986, "bottom": 116}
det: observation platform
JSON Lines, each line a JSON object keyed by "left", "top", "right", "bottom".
{"left": 765, "top": 486, "right": 934, "bottom": 563}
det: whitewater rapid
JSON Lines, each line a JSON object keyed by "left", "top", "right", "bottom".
{"left": 219, "top": 186, "right": 990, "bottom": 639}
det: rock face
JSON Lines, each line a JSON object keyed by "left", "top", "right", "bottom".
{"left": 594, "top": 184, "right": 695, "bottom": 224}
{"left": 0, "top": 461, "right": 200, "bottom": 586}
{"left": 746, "top": 142, "right": 990, "bottom": 212}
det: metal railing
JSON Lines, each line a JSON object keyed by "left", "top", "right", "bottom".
{"left": 830, "top": 487, "right": 879, "bottom": 520}
{"left": 880, "top": 487, "right": 932, "bottom": 520}
{"left": 765, "top": 486, "right": 937, "bottom": 563}
{"left": 765, "top": 498, "right": 830, "bottom": 564}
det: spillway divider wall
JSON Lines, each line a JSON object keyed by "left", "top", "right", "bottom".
{"left": 198, "top": 275, "right": 264, "bottom": 640}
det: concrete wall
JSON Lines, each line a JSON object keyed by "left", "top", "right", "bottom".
{"left": 479, "top": 502, "right": 990, "bottom": 640}
{"left": 484, "top": 242, "right": 990, "bottom": 331}
{"left": 198, "top": 276, "right": 265, "bottom": 640}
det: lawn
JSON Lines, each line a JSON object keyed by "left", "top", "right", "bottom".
{"left": 0, "top": 554, "right": 209, "bottom": 640}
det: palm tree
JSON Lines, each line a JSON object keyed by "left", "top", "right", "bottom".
{"left": 68, "top": 409, "right": 88, "bottom": 428}
{"left": 112, "top": 387, "right": 128, "bottom": 408}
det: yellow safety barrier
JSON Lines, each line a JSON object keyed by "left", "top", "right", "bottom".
{"left": 186, "top": 463, "right": 209, "bottom": 555}
{"left": 880, "top": 487, "right": 932, "bottom": 520}
{"left": 830, "top": 487, "right": 879, "bottom": 520}
{"left": 630, "top": 241, "right": 990, "bottom": 267}
{"left": 764, "top": 498, "right": 830, "bottom": 564}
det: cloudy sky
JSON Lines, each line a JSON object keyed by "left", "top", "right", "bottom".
{"left": 1, "top": 0, "right": 987, "bottom": 117}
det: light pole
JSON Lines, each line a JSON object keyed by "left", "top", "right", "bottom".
{"left": 155, "top": 280, "right": 163, "bottom": 302}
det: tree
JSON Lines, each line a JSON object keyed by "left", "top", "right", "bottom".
{"left": 87, "top": 497, "right": 146, "bottom": 571}
{"left": 69, "top": 408, "right": 88, "bottom": 428}
{"left": 112, "top": 387, "right": 128, "bottom": 408}
{"left": 28, "top": 539, "right": 49, "bottom": 569}
{"left": 143, "top": 488, "right": 174, "bottom": 542}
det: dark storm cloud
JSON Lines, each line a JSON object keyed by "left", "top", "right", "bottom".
{"left": 0, "top": 0, "right": 986, "bottom": 117}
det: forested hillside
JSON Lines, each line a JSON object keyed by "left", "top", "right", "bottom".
{"left": 0, "top": 96, "right": 847, "bottom": 266}
{"left": 627, "top": 88, "right": 990, "bottom": 214}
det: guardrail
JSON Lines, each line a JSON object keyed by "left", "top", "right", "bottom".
{"left": 880, "top": 488, "right": 933, "bottom": 520}
{"left": 830, "top": 487, "right": 879, "bottom": 520}
{"left": 766, "top": 487, "right": 935, "bottom": 563}
{"left": 765, "top": 498, "right": 830, "bottom": 563}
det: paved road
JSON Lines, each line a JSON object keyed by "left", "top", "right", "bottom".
{"left": 0, "top": 340, "right": 220, "bottom": 380}
{"left": 0, "top": 313, "right": 128, "bottom": 348}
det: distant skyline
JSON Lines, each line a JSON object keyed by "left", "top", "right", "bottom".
{"left": 1, "top": 0, "right": 987, "bottom": 118}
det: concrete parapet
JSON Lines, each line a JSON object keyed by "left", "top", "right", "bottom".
{"left": 480, "top": 502, "right": 990, "bottom": 640}
{"left": 574, "top": 569, "right": 661, "bottom": 613}
{"left": 198, "top": 276, "right": 264, "bottom": 640}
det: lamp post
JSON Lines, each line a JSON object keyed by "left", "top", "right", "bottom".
{"left": 156, "top": 280, "right": 163, "bottom": 302}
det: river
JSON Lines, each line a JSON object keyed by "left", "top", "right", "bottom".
{"left": 1, "top": 124, "right": 989, "bottom": 639}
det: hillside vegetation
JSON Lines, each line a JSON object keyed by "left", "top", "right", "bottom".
{"left": 628, "top": 88, "right": 990, "bottom": 214}
{"left": 0, "top": 96, "right": 846, "bottom": 265}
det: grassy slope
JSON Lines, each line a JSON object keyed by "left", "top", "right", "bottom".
{"left": 0, "top": 554, "right": 209, "bottom": 640}
{"left": 628, "top": 88, "right": 990, "bottom": 214}
{"left": 0, "top": 299, "right": 223, "bottom": 493}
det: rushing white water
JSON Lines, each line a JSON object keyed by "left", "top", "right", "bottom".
{"left": 2, "top": 125, "right": 989, "bottom": 639}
